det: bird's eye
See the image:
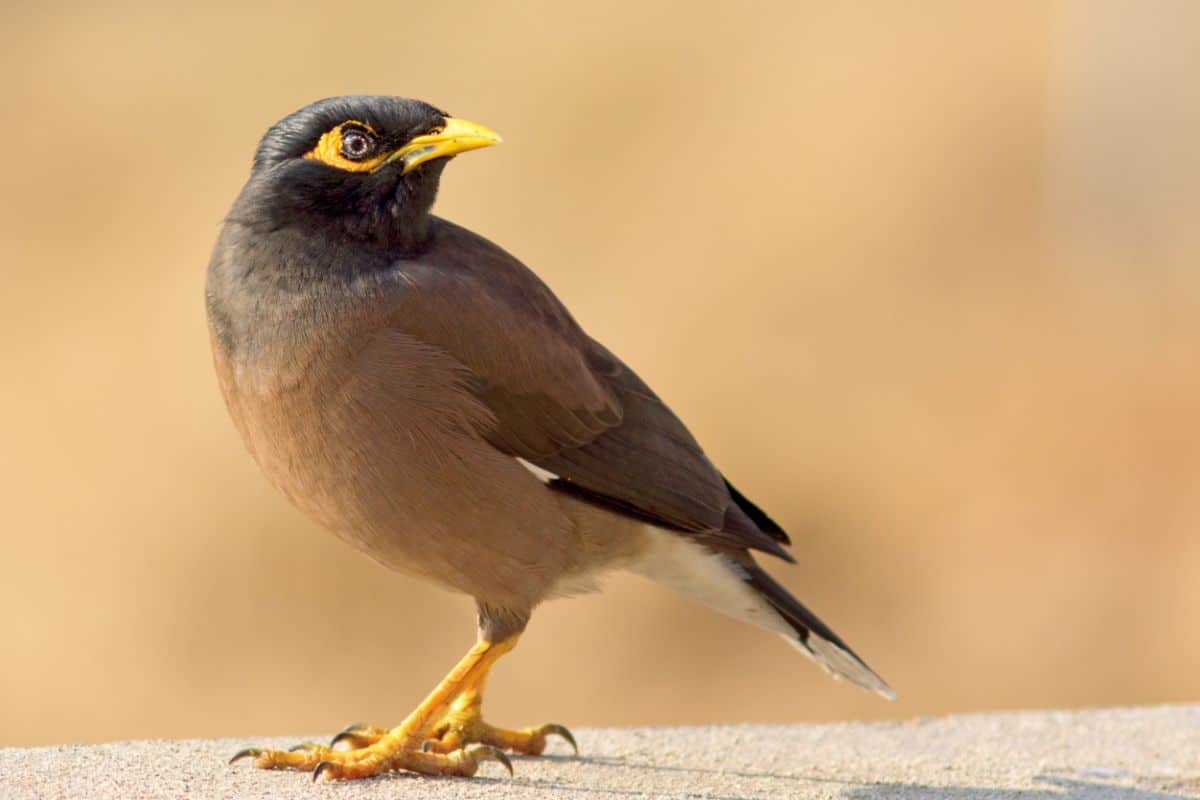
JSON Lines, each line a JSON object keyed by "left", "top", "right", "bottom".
{"left": 303, "top": 120, "right": 385, "bottom": 171}
{"left": 339, "top": 127, "right": 376, "bottom": 161}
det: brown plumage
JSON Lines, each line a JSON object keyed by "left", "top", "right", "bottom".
{"left": 211, "top": 96, "right": 891, "bottom": 782}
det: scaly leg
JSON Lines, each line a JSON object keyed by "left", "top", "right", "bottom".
{"left": 421, "top": 663, "right": 577, "bottom": 756}
{"left": 230, "top": 636, "right": 524, "bottom": 780}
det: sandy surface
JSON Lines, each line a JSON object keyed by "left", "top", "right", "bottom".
{"left": 2, "top": 706, "right": 1198, "bottom": 799}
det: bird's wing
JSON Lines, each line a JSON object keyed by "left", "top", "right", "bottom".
{"left": 385, "top": 219, "right": 792, "bottom": 561}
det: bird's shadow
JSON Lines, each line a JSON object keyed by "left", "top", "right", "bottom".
{"left": 519, "top": 754, "right": 1200, "bottom": 800}
{"left": 842, "top": 776, "right": 1200, "bottom": 800}
{"left": 539, "top": 751, "right": 833, "bottom": 783}
{"left": 496, "top": 776, "right": 1198, "bottom": 800}
{"left": 305, "top": 753, "right": 1199, "bottom": 800}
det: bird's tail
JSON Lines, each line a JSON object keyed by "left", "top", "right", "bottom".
{"left": 743, "top": 563, "right": 895, "bottom": 700}
{"left": 629, "top": 527, "right": 894, "bottom": 700}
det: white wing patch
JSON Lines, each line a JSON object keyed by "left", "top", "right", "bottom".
{"left": 515, "top": 457, "right": 559, "bottom": 484}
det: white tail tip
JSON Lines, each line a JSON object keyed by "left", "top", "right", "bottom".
{"left": 784, "top": 634, "right": 896, "bottom": 701}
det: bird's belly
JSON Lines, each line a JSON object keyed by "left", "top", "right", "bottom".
{"left": 217, "top": 335, "right": 578, "bottom": 610}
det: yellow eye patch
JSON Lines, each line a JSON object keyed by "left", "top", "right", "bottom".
{"left": 303, "top": 121, "right": 390, "bottom": 172}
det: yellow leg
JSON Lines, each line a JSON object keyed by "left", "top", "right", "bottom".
{"left": 230, "top": 636, "right": 525, "bottom": 781}
{"left": 422, "top": 663, "right": 577, "bottom": 756}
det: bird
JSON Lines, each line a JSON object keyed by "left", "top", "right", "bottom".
{"left": 209, "top": 95, "right": 892, "bottom": 782}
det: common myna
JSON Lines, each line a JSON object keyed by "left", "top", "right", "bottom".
{"left": 210, "top": 96, "right": 891, "bottom": 782}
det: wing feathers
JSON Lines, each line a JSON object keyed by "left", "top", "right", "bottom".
{"left": 390, "top": 217, "right": 793, "bottom": 560}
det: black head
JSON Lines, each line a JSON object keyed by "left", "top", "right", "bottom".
{"left": 229, "top": 96, "right": 500, "bottom": 251}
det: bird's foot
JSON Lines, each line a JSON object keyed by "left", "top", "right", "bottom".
{"left": 329, "top": 722, "right": 389, "bottom": 750}
{"left": 229, "top": 730, "right": 512, "bottom": 781}
{"left": 228, "top": 634, "right": 540, "bottom": 779}
{"left": 421, "top": 706, "right": 577, "bottom": 756}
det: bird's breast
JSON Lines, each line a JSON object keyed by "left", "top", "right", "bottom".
{"left": 209, "top": 296, "right": 578, "bottom": 606}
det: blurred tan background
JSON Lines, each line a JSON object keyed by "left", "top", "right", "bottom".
{"left": 2, "top": 1, "right": 1198, "bottom": 748}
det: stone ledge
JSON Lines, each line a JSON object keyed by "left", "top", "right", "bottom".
{"left": 2, "top": 706, "right": 1198, "bottom": 799}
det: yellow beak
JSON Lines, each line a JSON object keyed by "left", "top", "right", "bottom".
{"left": 385, "top": 117, "right": 503, "bottom": 174}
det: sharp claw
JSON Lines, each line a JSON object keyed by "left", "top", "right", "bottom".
{"left": 467, "top": 744, "right": 513, "bottom": 777}
{"left": 421, "top": 739, "right": 436, "bottom": 753}
{"left": 330, "top": 722, "right": 367, "bottom": 747}
{"left": 228, "top": 748, "right": 262, "bottom": 766}
{"left": 288, "top": 741, "right": 319, "bottom": 752}
{"left": 544, "top": 723, "right": 579, "bottom": 755}
{"left": 312, "top": 760, "right": 337, "bottom": 783}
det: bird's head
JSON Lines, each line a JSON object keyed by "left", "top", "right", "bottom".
{"left": 230, "top": 96, "right": 501, "bottom": 250}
